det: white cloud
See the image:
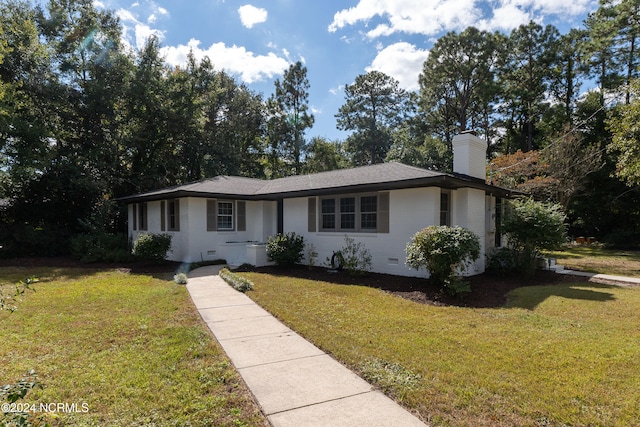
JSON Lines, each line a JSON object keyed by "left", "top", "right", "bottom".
{"left": 476, "top": 3, "right": 531, "bottom": 32}
{"left": 329, "top": 85, "right": 345, "bottom": 95}
{"left": 366, "top": 42, "right": 429, "bottom": 91}
{"left": 161, "top": 39, "right": 289, "bottom": 84}
{"left": 329, "top": 0, "right": 481, "bottom": 37}
{"left": 329, "top": 0, "right": 596, "bottom": 36}
{"left": 238, "top": 4, "right": 268, "bottom": 29}
{"left": 116, "top": 7, "right": 165, "bottom": 50}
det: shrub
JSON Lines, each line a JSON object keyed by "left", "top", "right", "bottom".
{"left": 502, "top": 198, "right": 567, "bottom": 276}
{"left": 266, "top": 232, "right": 305, "bottom": 266}
{"left": 132, "top": 233, "right": 172, "bottom": 262}
{"left": 486, "top": 247, "right": 517, "bottom": 275}
{"left": 173, "top": 273, "right": 188, "bottom": 285}
{"left": 219, "top": 268, "right": 254, "bottom": 292}
{"left": 405, "top": 226, "right": 480, "bottom": 296}
{"left": 71, "top": 233, "right": 132, "bottom": 263}
{"left": 1, "top": 370, "right": 43, "bottom": 427}
{"left": 331, "top": 235, "right": 372, "bottom": 276}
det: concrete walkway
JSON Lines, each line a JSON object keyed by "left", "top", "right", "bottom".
{"left": 549, "top": 265, "right": 640, "bottom": 287}
{"left": 186, "top": 265, "right": 428, "bottom": 427}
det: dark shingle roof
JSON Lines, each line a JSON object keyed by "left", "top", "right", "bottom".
{"left": 119, "top": 162, "right": 513, "bottom": 203}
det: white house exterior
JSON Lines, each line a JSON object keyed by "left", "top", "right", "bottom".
{"left": 120, "top": 132, "right": 513, "bottom": 277}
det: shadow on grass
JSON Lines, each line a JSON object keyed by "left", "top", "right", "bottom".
{"left": 506, "top": 283, "right": 617, "bottom": 310}
{"left": 0, "top": 257, "right": 184, "bottom": 282}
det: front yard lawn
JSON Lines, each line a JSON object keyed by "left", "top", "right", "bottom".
{"left": 546, "top": 246, "right": 640, "bottom": 278}
{"left": 0, "top": 266, "right": 267, "bottom": 426}
{"left": 241, "top": 269, "right": 640, "bottom": 427}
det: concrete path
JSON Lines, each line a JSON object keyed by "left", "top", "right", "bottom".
{"left": 549, "top": 265, "right": 640, "bottom": 287}
{"left": 186, "top": 265, "right": 428, "bottom": 427}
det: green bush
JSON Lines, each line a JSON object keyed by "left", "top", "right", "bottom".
{"left": 330, "top": 236, "right": 372, "bottom": 276}
{"left": 406, "top": 226, "right": 480, "bottom": 296}
{"left": 132, "top": 233, "right": 172, "bottom": 262}
{"left": 71, "top": 233, "right": 132, "bottom": 263}
{"left": 502, "top": 198, "right": 567, "bottom": 276}
{"left": 173, "top": 273, "right": 188, "bottom": 285}
{"left": 486, "top": 247, "right": 517, "bottom": 275}
{"left": 266, "top": 232, "right": 305, "bottom": 266}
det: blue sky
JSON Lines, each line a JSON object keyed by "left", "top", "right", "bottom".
{"left": 96, "top": 0, "right": 599, "bottom": 140}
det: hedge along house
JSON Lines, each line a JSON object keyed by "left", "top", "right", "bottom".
{"left": 120, "top": 132, "right": 514, "bottom": 277}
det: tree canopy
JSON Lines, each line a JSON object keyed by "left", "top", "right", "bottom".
{"left": 1, "top": 0, "right": 639, "bottom": 255}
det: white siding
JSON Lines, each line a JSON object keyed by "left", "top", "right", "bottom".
{"left": 284, "top": 187, "right": 442, "bottom": 277}
{"left": 128, "top": 197, "right": 277, "bottom": 264}
{"left": 452, "top": 188, "right": 486, "bottom": 274}
{"left": 127, "top": 187, "right": 493, "bottom": 276}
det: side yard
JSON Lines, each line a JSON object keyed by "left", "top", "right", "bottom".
{"left": 241, "top": 270, "right": 640, "bottom": 427}
{"left": 0, "top": 266, "right": 267, "bottom": 426}
{"left": 547, "top": 246, "right": 640, "bottom": 278}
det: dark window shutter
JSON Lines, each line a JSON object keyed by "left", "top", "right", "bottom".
{"left": 308, "top": 197, "right": 316, "bottom": 232}
{"left": 173, "top": 199, "right": 180, "bottom": 231}
{"left": 237, "top": 201, "right": 246, "bottom": 231}
{"left": 377, "top": 192, "right": 389, "bottom": 233}
{"left": 160, "top": 201, "right": 166, "bottom": 231}
{"left": 132, "top": 204, "right": 137, "bottom": 230}
{"left": 207, "top": 199, "right": 217, "bottom": 231}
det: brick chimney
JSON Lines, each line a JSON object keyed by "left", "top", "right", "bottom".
{"left": 452, "top": 131, "right": 488, "bottom": 180}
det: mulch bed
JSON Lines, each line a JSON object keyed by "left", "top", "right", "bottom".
{"left": 233, "top": 264, "right": 586, "bottom": 308}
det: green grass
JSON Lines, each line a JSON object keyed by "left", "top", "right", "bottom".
{"left": 0, "top": 266, "right": 267, "bottom": 427}
{"left": 546, "top": 246, "right": 640, "bottom": 278}
{"left": 242, "top": 271, "right": 640, "bottom": 427}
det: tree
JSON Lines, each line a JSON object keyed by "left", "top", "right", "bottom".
{"left": 123, "top": 36, "right": 173, "bottom": 193}
{"left": 336, "top": 70, "right": 409, "bottom": 165}
{"left": 302, "top": 136, "right": 348, "bottom": 173}
{"left": 502, "top": 198, "right": 567, "bottom": 276}
{"left": 405, "top": 226, "right": 480, "bottom": 296}
{"left": 582, "top": 0, "right": 640, "bottom": 104}
{"left": 419, "top": 27, "right": 503, "bottom": 145}
{"left": 548, "top": 29, "right": 589, "bottom": 127}
{"left": 540, "top": 128, "right": 603, "bottom": 209}
{"left": 607, "top": 78, "right": 640, "bottom": 186}
{"left": 266, "top": 61, "right": 314, "bottom": 177}
{"left": 498, "top": 22, "right": 560, "bottom": 152}
{"left": 386, "top": 122, "right": 451, "bottom": 172}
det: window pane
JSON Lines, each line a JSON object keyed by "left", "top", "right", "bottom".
{"left": 321, "top": 199, "right": 336, "bottom": 229}
{"left": 218, "top": 216, "right": 233, "bottom": 230}
{"left": 340, "top": 197, "right": 355, "bottom": 229}
{"left": 361, "top": 213, "right": 377, "bottom": 229}
{"left": 340, "top": 197, "right": 355, "bottom": 213}
{"left": 322, "top": 214, "right": 335, "bottom": 229}
{"left": 440, "top": 192, "right": 450, "bottom": 226}
{"left": 218, "top": 202, "right": 233, "bottom": 215}
{"left": 341, "top": 213, "right": 355, "bottom": 229}
{"left": 360, "top": 196, "right": 377, "bottom": 230}
{"left": 217, "top": 202, "right": 233, "bottom": 230}
{"left": 321, "top": 199, "right": 335, "bottom": 213}
{"left": 360, "top": 196, "right": 377, "bottom": 213}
